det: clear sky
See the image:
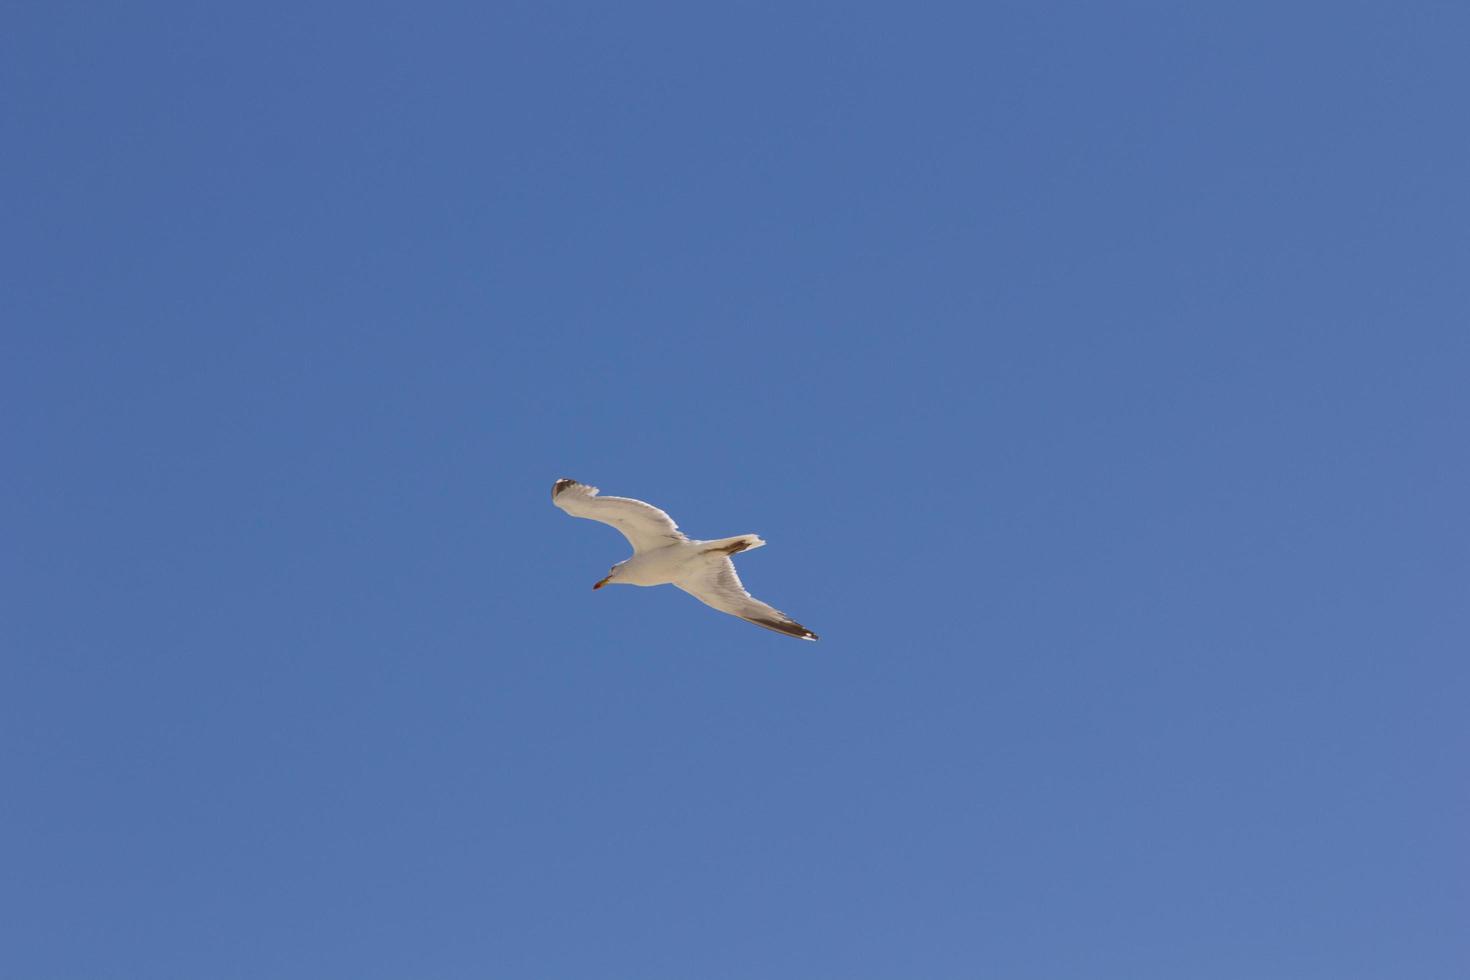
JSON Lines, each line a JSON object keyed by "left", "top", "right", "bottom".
{"left": 3, "top": 3, "right": 1466, "bottom": 978}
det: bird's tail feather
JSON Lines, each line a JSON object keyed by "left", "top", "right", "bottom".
{"left": 703, "top": 534, "right": 765, "bottom": 555}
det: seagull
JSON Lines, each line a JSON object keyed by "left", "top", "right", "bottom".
{"left": 551, "top": 478, "right": 819, "bottom": 641}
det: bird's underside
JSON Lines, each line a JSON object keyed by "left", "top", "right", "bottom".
{"left": 551, "top": 478, "right": 819, "bottom": 641}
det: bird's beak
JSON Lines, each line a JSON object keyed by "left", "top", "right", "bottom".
{"left": 592, "top": 575, "right": 611, "bottom": 590}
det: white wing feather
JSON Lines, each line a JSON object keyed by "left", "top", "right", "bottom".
{"left": 673, "top": 555, "right": 819, "bottom": 641}
{"left": 551, "top": 479, "right": 687, "bottom": 553}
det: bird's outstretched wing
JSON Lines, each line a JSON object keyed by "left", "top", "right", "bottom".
{"left": 673, "top": 554, "right": 818, "bottom": 641}
{"left": 551, "top": 478, "right": 687, "bottom": 553}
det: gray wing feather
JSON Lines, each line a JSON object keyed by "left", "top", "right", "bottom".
{"left": 551, "top": 479, "right": 687, "bottom": 553}
{"left": 673, "top": 555, "right": 818, "bottom": 641}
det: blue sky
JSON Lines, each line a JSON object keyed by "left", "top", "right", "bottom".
{"left": 3, "top": 3, "right": 1467, "bottom": 978}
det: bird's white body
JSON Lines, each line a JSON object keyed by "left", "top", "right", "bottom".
{"left": 550, "top": 479, "right": 817, "bottom": 641}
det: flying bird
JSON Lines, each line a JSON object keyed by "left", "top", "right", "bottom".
{"left": 551, "top": 478, "right": 818, "bottom": 641}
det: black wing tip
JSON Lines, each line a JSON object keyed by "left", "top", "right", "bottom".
{"left": 552, "top": 478, "right": 579, "bottom": 499}
{"left": 753, "top": 617, "right": 820, "bottom": 641}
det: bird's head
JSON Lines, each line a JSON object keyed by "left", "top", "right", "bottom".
{"left": 593, "top": 562, "right": 624, "bottom": 590}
